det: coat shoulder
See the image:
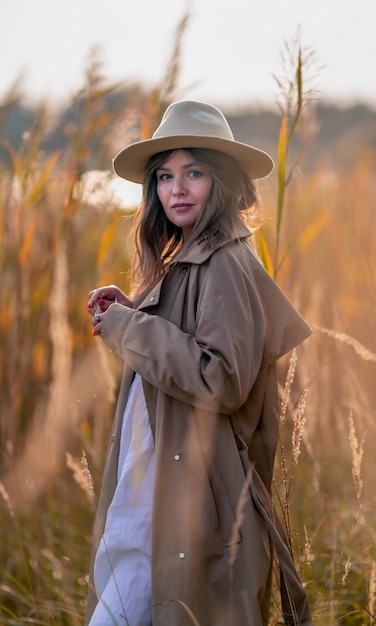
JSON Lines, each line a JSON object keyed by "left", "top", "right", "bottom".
{"left": 219, "top": 239, "right": 312, "bottom": 363}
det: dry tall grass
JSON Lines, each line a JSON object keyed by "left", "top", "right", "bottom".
{"left": 1, "top": 37, "right": 376, "bottom": 626}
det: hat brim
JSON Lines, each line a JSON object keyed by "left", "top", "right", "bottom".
{"left": 113, "top": 135, "right": 274, "bottom": 183}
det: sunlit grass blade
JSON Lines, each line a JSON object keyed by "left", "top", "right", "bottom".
{"left": 256, "top": 227, "right": 273, "bottom": 276}
{"left": 276, "top": 112, "right": 287, "bottom": 239}
{"left": 26, "top": 151, "right": 61, "bottom": 206}
{"left": 18, "top": 221, "right": 36, "bottom": 266}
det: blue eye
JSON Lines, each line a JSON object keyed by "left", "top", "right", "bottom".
{"left": 188, "top": 169, "right": 202, "bottom": 178}
{"left": 158, "top": 173, "right": 171, "bottom": 181}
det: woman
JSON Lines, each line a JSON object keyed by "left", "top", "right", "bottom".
{"left": 85, "top": 100, "right": 313, "bottom": 626}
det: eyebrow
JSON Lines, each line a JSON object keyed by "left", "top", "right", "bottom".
{"left": 156, "top": 160, "right": 200, "bottom": 172}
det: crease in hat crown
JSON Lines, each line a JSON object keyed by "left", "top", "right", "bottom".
{"left": 153, "top": 100, "right": 235, "bottom": 141}
{"left": 113, "top": 100, "right": 274, "bottom": 183}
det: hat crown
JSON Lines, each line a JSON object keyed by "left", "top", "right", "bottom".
{"left": 113, "top": 100, "right": 274, "bottom": 183}
{"left": 153, "top": 101, "right": 235, "bottom": 141}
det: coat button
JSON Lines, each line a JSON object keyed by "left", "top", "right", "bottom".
{"left": 174, "top": 454, "right": 180, "bottom": 461}
{"left": 149, "top": 296, "right": 155, "bottom": 302}
{"left": 111, "top": 434, "right": 115, "bottom": 442}
{"left": 179, "top": 552, "right": 185, "bottom": 559}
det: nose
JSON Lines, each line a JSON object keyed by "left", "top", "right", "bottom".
{"left": 172, "top": 176, "right": 187, "bottom": 196}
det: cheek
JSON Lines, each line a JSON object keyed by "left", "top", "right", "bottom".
{"left": 156, "top": 186, "right": 167, "bottom": 208}
{"left": 202, "top": 181, "right": 213, "bottom": 203}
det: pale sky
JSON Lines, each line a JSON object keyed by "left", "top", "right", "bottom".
{"left": 1, "top": 0, "right": 376, "bottom": 110}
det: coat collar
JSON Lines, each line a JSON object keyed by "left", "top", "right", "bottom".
{"left": 169, "top": 222, "right": 252, "bottom": 266}
{"left": 138, "top": 223, "right": 252, "bottom": 311}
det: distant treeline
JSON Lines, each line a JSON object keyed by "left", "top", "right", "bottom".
{"left": 1, "top": 87, "right": 375, "bottom": 171}
{"left": 228, "top": 102, "right": 376, "bottom": 169}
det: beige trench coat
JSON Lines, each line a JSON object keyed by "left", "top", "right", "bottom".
{"left": 85, "top": 224, "right": 313, "bottom": 626}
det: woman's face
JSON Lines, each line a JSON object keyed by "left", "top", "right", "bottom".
{"left": 156, "top": 150, "right": 213, "bottom": 238}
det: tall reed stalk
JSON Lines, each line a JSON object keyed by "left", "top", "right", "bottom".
{"left": 257, "top": 32, "right": 318, "bottom": 281}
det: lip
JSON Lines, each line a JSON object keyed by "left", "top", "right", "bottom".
{"left": 171, "top": 203, "right": 193, "bottom": 212}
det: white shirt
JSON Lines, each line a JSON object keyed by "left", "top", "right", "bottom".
{"left": 89, "top": 374, "right": 154, "bottom": 626}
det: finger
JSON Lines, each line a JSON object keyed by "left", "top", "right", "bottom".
{"left": 97, "top": 297, "right": 111, "bottom": 312}
{"left": 93, "top": 324, "right": 101, "bottom": 336}
{"left": 92, "top": 313, "right": 102, "bottom": 336}
{"left": 87, "top": 300, "right": 100, "bottom": 315}
{"left": 87, "top": 289, "right": 107, "bottom": 312}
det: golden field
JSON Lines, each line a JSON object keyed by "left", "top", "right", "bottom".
{"left": 0, "top": 51, "right": 376, "bottom": 624}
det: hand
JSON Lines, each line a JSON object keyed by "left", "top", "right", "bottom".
{"left": 87, "top": 284, "right": 132, "bottom": 336}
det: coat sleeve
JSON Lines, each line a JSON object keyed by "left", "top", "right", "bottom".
{"left": 99, "top": 245, "right": 309, "bottom": 413}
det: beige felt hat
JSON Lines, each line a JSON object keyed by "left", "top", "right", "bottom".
{"left": 113, "top": 100, "right": 274, "bottom": 183}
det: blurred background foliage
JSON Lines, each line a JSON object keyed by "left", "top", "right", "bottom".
{"left": 0, "top": 21, "right": 376, "bottom": 625}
